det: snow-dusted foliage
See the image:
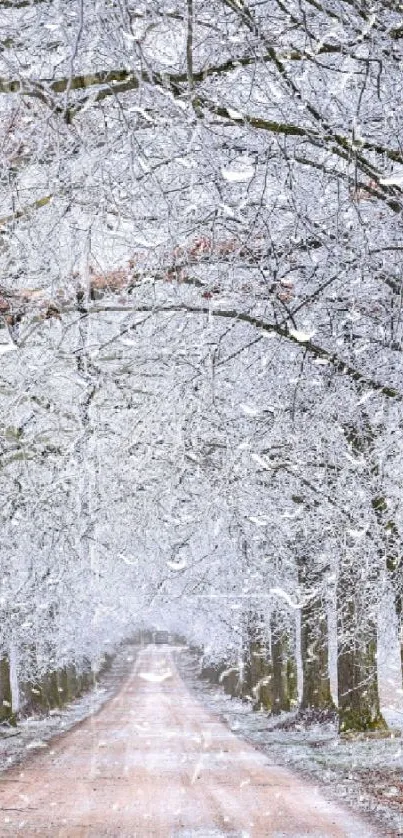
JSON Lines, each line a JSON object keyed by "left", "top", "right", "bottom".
{"left": 0, "top": 0, "right": 402, "bottom": 728}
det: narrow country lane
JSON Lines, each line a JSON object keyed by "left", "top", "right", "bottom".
{"left": 0, "top": 646, "right": 377, "bottom": 837}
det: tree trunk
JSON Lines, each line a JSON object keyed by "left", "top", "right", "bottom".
{"left": 241, "top": 612, "right": 272, "bottom": 710}
{"left": 297, "top": 557, "right": 334, "bottom": 713}
{"left": 57, "top": 668, "right": 70, "bottom": 704}
{"left": 47, "top": 671, "right": 61, "bottom": 708}
{"left": 66, "top": 665, "right": 79, "bottom": 700}
{"left": 0, "top": 655, "right": 15, "bottom": 724}
{"left": 300, "top": 600, "right": 334, "bottom": 711}
{"left": 200, "top": 662, "right": 223, "bottom": 684}
{"left": 250, "top": 639, "right": 272, "bottom": 711}
{"left": 270, "top": 615, "right": 298, "bottom": 714}
{"left": 77, "top": 658, "right": 95, "bottom": 693}
{"left": 371, "top": 494, "right": 403, "bottom": 687}
{"left": 31, "top": 671, "right": 61, "bottom": 712}
{"left": 337, "top": 565, "right": 386, "bottom": 733}
{"left": 287, "top": 656, "right": 298, "bottom": 708}
{"left": 9, "top": 643, "right": 20, "bottom": 716}
{"left": 400, "top": 614, "right": 403, "bottom": 684}
{"left": 220, "top": 666, "right": 240, "bottom": 697}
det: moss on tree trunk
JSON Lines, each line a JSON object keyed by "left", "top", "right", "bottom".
{"left": 66, "top": 665, "right": 79, "bottom": 700}
{"left": 372, "top": 494, "right": 403, "bottom": 691}
{"left": 200, "top": 663, "right": 222, "bottom": 684}
{"left": 29, "top": 671, "right": 60, "bottom": 712}
{"left": 297, "top": 555, "right": 334, "bottom": 713}
{"left": 57, "top": 668, "right": 70, "bottom": 703}
{"left": 0, "top": 655, "right": 16, "bottom": 725}
{"left": 271, "top": 615, "right": 298, "bottom": 714}
{"left": 220, "top": 666, "right": 241, "bottom": 697}
{"left": 300, "top": 603, "right": 334, "bottom": 711}
{"left": 287, "top": 656, "right": 298, "bottom": 707}
{"left": 337, "top": 570, "right": 386, "bottom": 733}
{"left": 240, "top": 611, "right": 272, "bottom": 710}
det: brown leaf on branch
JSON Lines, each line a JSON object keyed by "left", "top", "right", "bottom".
{"left": 0, "top": 297, "right": 10, "bottom": 313}
{"left": 89, "top": 269, "right": 128, "bottom": 297}
{"left": 350, "top": 179, "right": 378, "bottom": 202}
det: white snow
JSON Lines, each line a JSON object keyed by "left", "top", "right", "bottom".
{"left": 221, "top": 167, "right": 255, "bottom": 183}
{"left": 288, "top": 328, "right": 316, "bottom": 343}
{"left": 138, "top": 670, "right": 173, "bottom": 683}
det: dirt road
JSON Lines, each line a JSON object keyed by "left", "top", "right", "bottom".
{"left": 0, "top": 646, "right": 377, "bottom": 837}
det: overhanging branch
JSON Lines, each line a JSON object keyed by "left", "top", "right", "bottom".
{"left": 80, "top": 302, "right": 403, "bottom": 401}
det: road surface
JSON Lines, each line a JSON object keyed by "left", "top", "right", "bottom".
{"left": 0, "top": 645, "right": 377, "bottom": 837}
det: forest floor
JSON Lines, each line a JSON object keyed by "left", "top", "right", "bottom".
{"left": 0, "top": 644, "right": 380, "bottom": 837}
{"left": 179, "top": 649, "right": 403, "bottom": 837}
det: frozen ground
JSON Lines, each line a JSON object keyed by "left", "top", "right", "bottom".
{"left": 177, "top": 649, "right": 403, "bottom": 837}
{"left": 0, "top": 645, "right": 378, "bottom": 836}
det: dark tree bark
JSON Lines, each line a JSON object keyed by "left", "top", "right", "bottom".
{"left": 270, "top": 614, "right": 297, "bottom": 714}
{"left": 220, "top": 666, "right": 241, "bottom": 698}
{"left": 297, "top": 557, "right": 334, "bottom": 713}
{"left": 240, "top": 611, "right": 272, "bottom": 710}
{"left": 300, "top": 602, "right": 334, "bottom": 712}
{"left": 337, "top": 561, "right": 386, "bottom": 733}
{"left": 372, "top": 495, "right": 403, "bottom": 686}
{"left": 0, "top": 655, "right": 15, "bottom": 724}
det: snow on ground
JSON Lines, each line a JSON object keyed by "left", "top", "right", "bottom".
{"left": 178, "top": 649, "right": 403, "bottom": 837}
{"left": 0, "top": 643, "right": 138, "bottom": 776}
